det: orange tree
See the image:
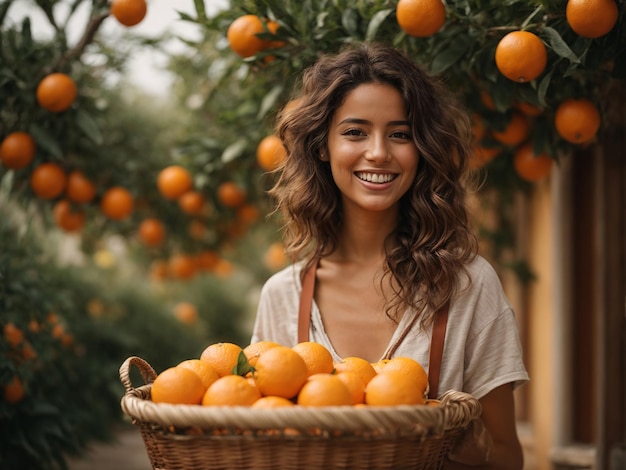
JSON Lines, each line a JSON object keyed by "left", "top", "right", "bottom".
{"left": 182, "top": 0, "right": 624, "bottom": 280}
{"left": 0, "top": 2, "right": 253, "bottom": 468}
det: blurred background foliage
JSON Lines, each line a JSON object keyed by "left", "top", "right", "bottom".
{"left": 0, "top": 0, "right": 624, "bottom": 468}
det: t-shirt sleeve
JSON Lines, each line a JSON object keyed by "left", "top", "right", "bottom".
{"left": 251, "top": 265, "right": 301, "bottom": 346}
{"left": 462, "top": 307, "right": 529, "bottom": 399}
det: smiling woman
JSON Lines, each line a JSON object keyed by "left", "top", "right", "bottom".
{"left": 252, "top": 42, "right": 529, "bottom": 470}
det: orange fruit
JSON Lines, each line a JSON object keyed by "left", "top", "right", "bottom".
{"left": 65, "top": 170, "right": 96, "bottom": 203}
{"left": 214, "top": 259, "right": 234, "bottom": 278}
{"left": 110, "top": 0, "right": 147, "bottom": 27}
{"left": 173, "top": 302, "right": 199, "bottom": 325}
{"left": 336, "top": 371, "right": 367, "bottom": 405}
{"left": 513, "top": 143, "right": 553, "bottom": 182}
{"left": 30, "top": 162, "right": 66, "bottom": 199}
{"left": 471, "top": 115, "right": 486, "bottom": 143}
{"left": 251, "top": 396, "right": 295, "bottom": 408}
{"left": 177, "top": 359, "right": 220, "bottom": 389}
{"left": 365, "top": 370, "right": 426, "bottom": 406}
{"left": 495, "top": 31, "right": 547, "bottom": 83}
{"left": 253, "top": 346, "right": 308, "bottom": 399}
{"left": 470, "top": 145, "right": 502, "bottom": 170}
{"left": 100, "top": 186, "right": 134, "bottom": 220}
{"left": 151, "top": 366, "right": 205, "bottom": 405}
{"left": 4, "top": 376, "right": 25, "bottom": 404}
{"left": 237, "top": 204, "right": 261, "bottom": 225}
{"left": 491, "top": 112, "right": 530, "bottom": 146}
{"left": 195, "top": 250, "right": 220, "bottom": 271}
{"left": 169, "top": 253, "right": 197, "bottom": 280}
{"left": 53, "top": 199, "right": 86, "bottom": 232}
{"left": 178, "top": 190, "right": 205, "bottom": 215}
{"left": 257, "top": 135, "right": 287, "bottom": 171}
{"left": 333, "top": 356, "right": 378, "bottom": 386}
{"left": 396, "top": 0, "right": 446, "bottom": 37}
{"left": 157, "top": 166, "right": 193, "bottom": 200}
{"left": 149, "top": 259, "right": 169, "bottom": 281}
{"left": 138, "top": 218, "right": 166, "bottom": 247}
{"left": 380, "top": 356, "right": 429, "bottom": 398}
{"left": 292, "top": 341, "right": 335, "bottom": 377}
{"left": 187, "top": 220, "right": 207, "bottom": 240}
{"left": 554, "top": 98, "right": 601, "bottom": 144}
{"left": 297, "top": 373, "right": 353, "bottom": 406}
{"left": 227, "top": 15, "right": 268, "bottom": 58}
{"left": 217, "top": 181, "right": 246, "bottom": 208}
{"left": 480, "top": 91, "right": 497, "bottom": 111}
{"left": 0, "top": 131, "right": 36, "bottom": 169}
{"left": 566, "top": 0, "right": 618, "bottom": 38}
{"left": 265, "top": 20, "right": 285, "bottom": 49}
{"left": 36, "top": 73, "right": 77, "bottom": 113}
{"left": 263, "top": 242, "right": 288, "bottom": 270}
{"left": 21, "top": 342, "right": 37, "bottom": 361}
{"left": 515, "top": 101, "right": 544, "bottom": 117}
{"left": 202, "top": 375, "right": 261, "bottom": 406}
{"left": 200, "top": 342, "right": 244, "bottom": 377}
{"left": 243, "top": 340, "right": 281, "bottom": 367}
{"left": 3, "top": 323, "right": 24, "bottom": 347}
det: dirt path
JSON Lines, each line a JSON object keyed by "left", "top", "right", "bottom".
{"left": 68, "top": 425, "right": 152, "bottom": 470}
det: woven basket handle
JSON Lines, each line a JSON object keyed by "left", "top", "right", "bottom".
{"left": 119, "top": 356, "right": 158, "bottom": 394}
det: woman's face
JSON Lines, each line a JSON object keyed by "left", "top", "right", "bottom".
{"left": 326, "top": 82, "right": 419, "bottom": 215}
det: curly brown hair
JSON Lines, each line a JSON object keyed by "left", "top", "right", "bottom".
{"left": 270, "top": 42, "right": 478, "bottom": 325}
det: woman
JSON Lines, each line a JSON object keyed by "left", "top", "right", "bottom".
{"left": 252, "top": 43, "right": 528, "bottom": 469}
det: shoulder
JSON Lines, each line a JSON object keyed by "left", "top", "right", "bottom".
{"left": 260, "top": 262, "right": 304, "bottom": 294}
{"left": 463, "top": 254, "right": 503, "bottom": 286}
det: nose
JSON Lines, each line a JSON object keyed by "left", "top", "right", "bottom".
{"left": 365, "top": 134, "right": 390, "bottom": 163}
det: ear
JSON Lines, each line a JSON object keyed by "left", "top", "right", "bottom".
{"left": 319, "top": 151, "right": 329, "bottom": 162}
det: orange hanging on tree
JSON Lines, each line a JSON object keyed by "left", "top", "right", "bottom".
{"left": 157, "top": 165, "right": 193, "bottom": 200}
{"left": 513, "top": 143, "right": 553, "bottom": 182}
{"left": 36, "top": 73, "right": 77, "bottom": 113}
{"left": 566, "top": 0, "right": 619, "bottom": 39}
{"left": 30, "top": 162, "right": 67, "bottom": 199}
{"left": 100, "top": 186, "right": 134, "bottom": 220}
{"left": 110, "top": 0, "right": 148, "bottom": 27}
{"left": 554, "top": 98, "right": 601, "bottom": 144}
{"left": 396, "top": 0, "right": 447, "bottom": 37}
{"left": 495, "top": 31, "right": 547, "bottom": 83}
{"left": 0, "top": 131, "right": 36, "bottom": 170}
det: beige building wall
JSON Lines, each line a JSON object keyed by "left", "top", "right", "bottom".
{"left": 525, "top": 177, "right": 560, "bottom": 470}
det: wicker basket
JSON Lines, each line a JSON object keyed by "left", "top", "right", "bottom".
{"left": 120, "top": 356, "right": 481, "bottom": 470}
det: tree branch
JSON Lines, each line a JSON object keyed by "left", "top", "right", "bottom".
{"left": 54, "top": 11, "right": 110, "bottom": 71}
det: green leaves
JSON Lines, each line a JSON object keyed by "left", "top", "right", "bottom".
{"left": 232, "top": 350, "right": 254, "bottom": 376}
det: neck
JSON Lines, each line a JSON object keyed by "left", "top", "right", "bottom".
{"left": 332, "top": 206, "right": 398, "bottom": 265}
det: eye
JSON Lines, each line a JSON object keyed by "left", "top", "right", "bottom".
{"left": 390, "top": 130, "right": 412, "bottom": 140}
{"left": 342, "top": 128, "right": 366, "bottom": 137}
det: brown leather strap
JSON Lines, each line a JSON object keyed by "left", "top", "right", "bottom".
{"left": 298, "top": 259, "right": 318, "bottom": 343}
{"left": 297, "top": 259, "right": 448, "bottom": 399}
{"left": 427, "top": 305, "right": 448, "bottom": 399}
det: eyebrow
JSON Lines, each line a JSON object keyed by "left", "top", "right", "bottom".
{"left": 338, "top": 118, "right": 410, "bottom": 127}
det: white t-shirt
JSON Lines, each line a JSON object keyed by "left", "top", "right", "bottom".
{"left": 252, "top": 255, "right": 529, "bottom": 399}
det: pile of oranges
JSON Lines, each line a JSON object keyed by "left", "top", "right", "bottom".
{"left": 150, "top": 341, "right": 435, "bottom": 408}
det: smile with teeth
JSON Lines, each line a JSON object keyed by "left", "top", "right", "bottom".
{"left": 355, "top": 172, "right": 397, "bottom": 184}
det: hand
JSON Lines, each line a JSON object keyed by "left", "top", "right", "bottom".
{"left": 447, "top": 418, "right": 493, "bottom": 466}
